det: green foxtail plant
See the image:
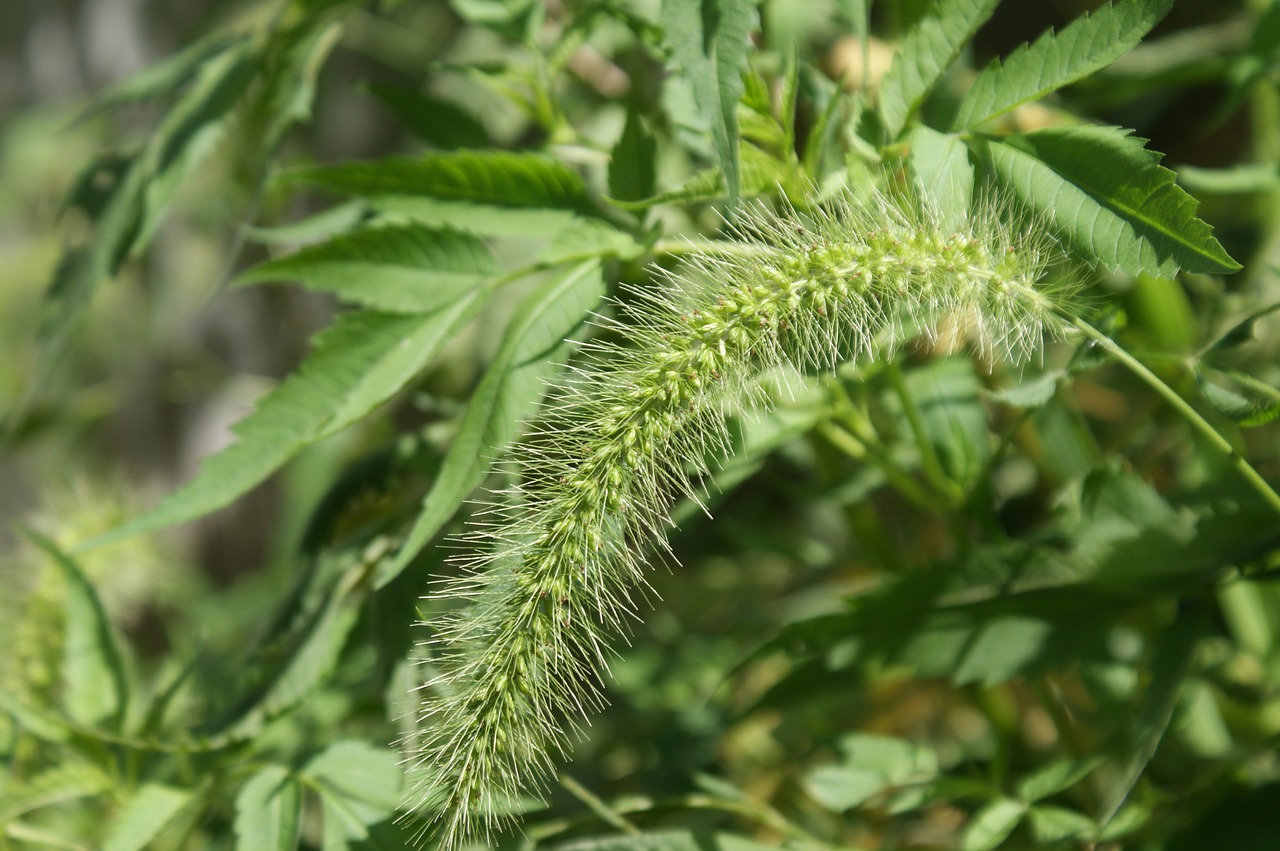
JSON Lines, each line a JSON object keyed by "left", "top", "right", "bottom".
{"left": 407, "top": 186, "right": 1077, "bottom": 848}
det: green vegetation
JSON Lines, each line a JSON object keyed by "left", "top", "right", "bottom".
{"left": 4, "top": 1, "right": 1280, "bottom": 849}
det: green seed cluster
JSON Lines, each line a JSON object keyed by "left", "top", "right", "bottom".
{"left": 408, "top": 191, "right": 1070, "bottom": 848}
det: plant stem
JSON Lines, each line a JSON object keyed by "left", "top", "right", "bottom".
{"left": 886, "top": 362, "right": 964, "bottom": 507}
{"left": 1072, "top": 317, "right": 1280, "bottom": 517}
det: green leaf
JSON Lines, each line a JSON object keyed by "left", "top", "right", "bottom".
{"left": 91, "top": 297, "right": 480, "bottom": 545}
{"left": 535, "top": 218, "right": 646, "bottom": 266}
{"left": 962, "top": 797, "right": 1026, "bottom": 851}
{"left": 235, "top": 766, "right": 303, "bottom": 851}
{"left": 982, "top": 125, "right": 1241, "bottom": 275}
{"left": 103, "top": 784, "right": 193, "bottom": 851}
{"left": 365, "top": 82, "right": 488, "bottom": 149}
{"left": 133, "top": 42, "right": 259, "bottom": 252}
{"left": 304, "top": 741, "right": 403, "bottom": 846}
{"left": 372, "top": 197, "right": 581, "bottom": 237}
{"left": 907, "top": 125, "right": 974, "bottom": 231}
{"left": 987, "top": 368, "right": 1063, "bottom": 408}
{"left": 663, "top": 0, "right": 760, "bottom": 206}
{"left": 1198, "top": 373, "right": 1280, "bottom": 427}
{"left": 1204, "top": 301, "right": 1280, "bottom": 355}
{"left": 216, "top": 575, "right": 365, "bottom": 742}
{"left": 0, "top": 762, "right": 112, "bottom": 822}
{"left": 1016, "top": 757, "right": 1105, "bottom": 803}
{"left": 609, "top": 106, "right": 658, "bottom": 203}
{"left": 1098, "top": 611, "right": 1205, "bottom": 824}
{"left": 804, "top": 734, "right": 939, "bottom": 812}
{"left": 611, "top": 145, "right": 795, "bottom": 209}
{"left": 288, "top": 150, "right": 591, "bottom": 211}
{"left": 249, "top": 18, "right": 345, "bottom": 152}
{"left": 379, "top": 260, "right": 605, "bottom": 586}
{"left": 951, "top": 0, "right": 1174, "bottom": 130}
{"left": 235, "top": 224, "right": 499, "bottom": 313}
{"left": 77, "top": 33, "right": 244, "bottom": 120}
{"left": 1026, "top": 805, "right": 1096, "bottom": 844}
{"left": 552, "top": 832, "right": 778, "bottom": 851}
{"left": 21, "top": 531, "right": 130, "bottom": 730}
{"left": 878, "top": 0, "right": 1002, "bottom": 139}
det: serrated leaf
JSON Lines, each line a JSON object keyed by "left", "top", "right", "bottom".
{"left": 907, "top": 125, "right": 974, "bottom": 231}
{"left": 288, "top": 150, "right": 591, "bottom": 211}
{"left": 103, "top": 784, "right": 192, "bottom": 851}
{"left": 983, "top": 125, "right": 1241, "bottom": 276}
{"left": 878, "top": 0, "right": 1002, "bottom": 139}
{"left": 90, "top": 297, "right": 481, "bottom": 545}
{"left": 962, "top": 798, "right": 1026, "bottom": 851}
{"left": 379, "top": 261, "right": 605, "bottom": 587}
{"left": 663, "top": 0, "right": 759, "bottom": 206}
{"left": 21, "top": 530, "right": 130, "bottom": 730}
{"left": 235, "top": 766, "right": 303, "bottom": 851}
{"left": 952, "top": 0, "right": 1174, "bottom": 130}
{"left": 365, "top": 82, "right": 488, "bottom": 149}
{"left": 236, "top": 224, "right": 499, "bottom": 313}
{"left": 552, "top": 832, "right": 778, "bottom": 851}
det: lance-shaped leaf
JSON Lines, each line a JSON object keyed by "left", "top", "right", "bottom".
{"left": 22, "top": 530, "right": 131, "bottom": 731}
{"left": 380, "top": 260, "right": 605, "bottom": 587}
{"left": 663, "top": 0, "right": 759, "bottom": 207}
{"left": 288, "top": 150, "right": 591, "bottom": 211}
{"left": 89, "top": 296, "right": 483, "bottom": 546}
{"left": 235, "top": 223, "right": 499, "bottom": 313}
{"left": 981, "top": 125, "right": 1240, "bottom": 276}
{"left": 878, "top": 0, "right": 1001, "bottom": 139}
{"left": 952, "top": 0, "right": 1174, "bottom": 130}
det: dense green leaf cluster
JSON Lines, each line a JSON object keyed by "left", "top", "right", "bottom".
{"left": 5, "top": 1, "right": 1280, "bottom": 850}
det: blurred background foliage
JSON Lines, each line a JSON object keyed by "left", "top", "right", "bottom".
{"left": 2, "top": 0, "right": 1280, "bottom": 849}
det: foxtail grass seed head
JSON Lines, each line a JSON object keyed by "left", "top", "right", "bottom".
{"left": 404, "top": 188, "right": 1073, "bottom": 848}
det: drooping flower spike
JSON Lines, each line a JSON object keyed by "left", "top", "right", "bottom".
{"left": 406, "top": 186, "right": 1074, "bottom": 849}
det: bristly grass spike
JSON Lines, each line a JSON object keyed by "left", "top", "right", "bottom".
{"left": 404, "top": 184, "right": 1076, "bottom": 849}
